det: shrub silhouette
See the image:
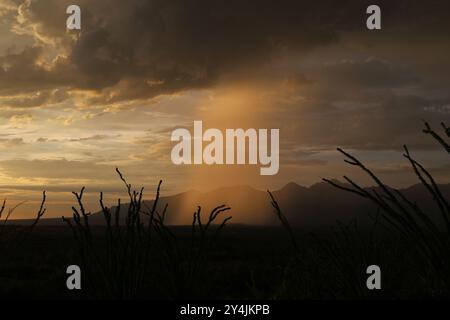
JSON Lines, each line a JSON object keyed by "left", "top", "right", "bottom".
{"left": 0, "top": 193, "right": 46, "bottom": 297}
{"left": 321, "top": 121, "right": 450, "bottom": 294}
{"left": 0, "top": 192, "right": 46, "bottom": 251}
{"left": 266, "top": 121, "right": 450, "bottom": 298}
{"left": 62, "top": 168, "right": 232, "bottom": 299}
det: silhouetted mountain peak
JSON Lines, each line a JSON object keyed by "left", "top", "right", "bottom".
{"left": 278, "top": 182, "right": 307, "bottom": 193}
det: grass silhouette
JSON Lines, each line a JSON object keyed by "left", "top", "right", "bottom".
{"left": 0, "top": 192, "right": 46, "bottom": 251}
{"left": 0, "top": 192, "right": 46, "bottom": 297}
{"left": 322, "top": 122, "right": 450, "bottom": 294}
{"left": 265, "top": 121, "right": 450, "bottom": 298}
{"left": 62, "top": 168, "right": 232, "bottom": 298}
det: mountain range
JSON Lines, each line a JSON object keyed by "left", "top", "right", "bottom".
{"left": 19, "top": 181, "right": 450, "bottom": 227}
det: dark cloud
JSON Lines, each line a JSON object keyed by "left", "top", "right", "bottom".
{"left": 0, "top": 46, "right": 78, "bottom": 94}
{"left": 3, "top": 0, "right": 450, "bottom": 102}
{"left": 271, "top": 92, "right": 449, "bottom": 151}
{"left": 0, "top": 88, "right": 69, "bottom": 107}
{"left": 317, "top": 58, "right": 420, "bottom": 89}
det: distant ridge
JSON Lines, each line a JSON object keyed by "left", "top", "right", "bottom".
{"left": 11, "top": 182, "right": 450, "bottom": 227}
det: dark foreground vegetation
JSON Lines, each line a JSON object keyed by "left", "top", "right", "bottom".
{"left": 0, "top": 121, "right": 449, "bottom": 299}
{"left": 0, "top": 224, "right": 442, "bottom": 299}
{"left": 0, "top": 225, "right": 442, "bottom": 299}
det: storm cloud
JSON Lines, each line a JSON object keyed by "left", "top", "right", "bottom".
{"left": 1, "top": 0, "right": 449, "bottom": 101}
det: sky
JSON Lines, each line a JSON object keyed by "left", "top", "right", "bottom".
{"left": 0, "top": 0, "right": 449, "bottom": 218}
